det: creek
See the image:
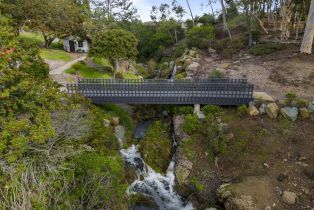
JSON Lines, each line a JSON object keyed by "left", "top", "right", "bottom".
{"left": 120, "top": 120, "right": 193, "bottom": 210}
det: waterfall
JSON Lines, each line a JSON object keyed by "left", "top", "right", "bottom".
{"left": 120, "top": 136, "right": 193, "bottom": 210}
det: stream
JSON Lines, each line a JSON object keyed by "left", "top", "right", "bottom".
{"left": 120, "top": 128, "right": 193, "bottom": 210}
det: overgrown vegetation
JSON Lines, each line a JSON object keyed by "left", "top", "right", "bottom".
{"left": 138, "top": 121, "right": 172, "bottom": 173}
{"left": 65, "top": 61, "right": 112, "bottom": 78}
{"left": 0, "top": 15, "right": 128, "bottom": 209}
{"left": 187, "top": 25, "right": 215, "bottom": 49}
{"left": 182, "top": 114, "right": 199, "bottom": 135}
{"left": 249, "top": 42, "right": 285, "bottom": 56}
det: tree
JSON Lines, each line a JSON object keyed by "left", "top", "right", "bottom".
{"left": 9, "top": 0, "right": 85, "bottom": 48}
{"left": 89, "top": 29, "right": 138, "bottom": 77}
{"left": 187, "top": 25, "right": 215, "bottom": 49}
{"left": 220, "top": 0, "right": 232, "bottom": 40}
{"left": 301, "top": 0, "right": 314, "bottom": 53}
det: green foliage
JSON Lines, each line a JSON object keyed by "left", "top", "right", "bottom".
{"left": 249, "top": 42, "right": 285, "bottom": 56}
{"left": 0, "top": 17, "right": 128, "bottom": 209}
{"left": 202, "top": 105, "right": 223, "bottom": 116}
{"left": 65, "top": 61, "right": 112, "bottom": 78}
{"left": 209, "top": 70, "right": 224, "bottom": 78}
{"left": 138, "top": 121, "right": 172, "bottom": 173}
{"left": 174, "top": 106, "right": 194, "bottom": 115}
{"left": 182, "top": 114, "right": 199, "bottom": 135}
{"left": 187, "top": 25, "right": 215, "bottom": 49}
{"left": 237, "top": 105, "right": 248, "bottom": 118}
{"left": 213, "top": 37, "right": 245, "bottom": 57}
{"left": 197, "top": 14, "right": 216, "bottom": 25}
{"left": 91, "top": 56, "right": 114, "bottom": 72}
{"left": 40, "top": 48, "right": 72, "bottom": 61}
{"left": 191, "top": 176, "right": 205, "bottom": 192}
{"left": 19, "top": 31, "right": 44, "bottom": 46}
{"left": 201, "top": 115, "right": 227, "bottom": 159}
{"left": 176, "top": 71, "right": 187, "bottom": 79}
{"left": 89, "top": 29, "right": 138, "bottom": 67}
{"left": 285, "top": 92, "right": 297, "bottom": 103}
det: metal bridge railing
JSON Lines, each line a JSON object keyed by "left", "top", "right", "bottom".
{"left": 67, "top": 78, "right": 254, "bottom": 105}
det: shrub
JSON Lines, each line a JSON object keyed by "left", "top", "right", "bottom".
{"left": 285, "top": 92, "right": 297, "bottom": 106}
{"left": 176, "top": 72, "right": 187, "bottom": 79}
{"left": 209, "top": 70, "right": 224, "bottom": 78}
{"left": 187, "top": 25, "right": 215, "bottom": 49}
{"left": 174, "top": 106, "right": 194, "bottom": 115}
{"left": 203, "top": 105, "right": 223, "bottom": 116}
{"left": 138, "top": 121, "right": 172, "bottom": 173}
{"left": 182, "top": 114, "right": 199, "bottom": 135}
{"left": 237, "top": 104, "right": 248, "bottom": 118}
{"left": 213, "top": 37, "right": 245, "bottom": 57}
{"left": 249, "top": 42, "right": 285, "bottom": 56}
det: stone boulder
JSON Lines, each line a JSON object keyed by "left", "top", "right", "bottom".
{"left": 103, "top": 119, "right": 110, "bottom": 127}
{"left": 280, "top": 107, "right": 298, "bottom": 121}
{"left": 217, "top": 176, "right": 276, "bottom": 210}
{"left": 282, "top": 191, "right": 297, "bottom": 205}
{"left": 173, "top": 115, "right": 189, "bottom": 144}
{"left": 186, "top": 62, "right": 200, "bottom": 74}
{"left": 175, "top": 149, "right": 193, "bottom": 185}
{"left": 253, "top": 92, "right": 275, "bottom": 103}
{"left": 259, "top": 104, "right": 267, "bottom": 115}
{"left": 248, "top": 103, "right": 259, "bottom": 116}
{"left": 115, "top": 125, "right": 125, "bottom": 146}
{"left": 266, "top": 103, "right": 279, "bottom": 119}
{"left": 308, "top": 101, "right": 314, "bottom": 113}
{"left": 299, "top": 108, "right": 310, "bottom": 120}
{"left": 111, "top": 117, "right": 120, "bottom": 126}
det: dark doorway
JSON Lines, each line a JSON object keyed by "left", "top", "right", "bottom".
{"left": 69, "top": 40, "right": 75, "bottom": 52}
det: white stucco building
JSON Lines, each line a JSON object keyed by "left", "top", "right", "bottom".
{"left": 64, "top": 36, "right": 90, "bottom": 53}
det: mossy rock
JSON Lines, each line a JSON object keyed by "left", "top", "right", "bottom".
{"left": 138, "top": 121, "right": 172, "bottom": 173}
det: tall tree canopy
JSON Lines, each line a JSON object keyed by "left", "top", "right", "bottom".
{"left": 89, "top": 29, "right": 138, "bottom": 75}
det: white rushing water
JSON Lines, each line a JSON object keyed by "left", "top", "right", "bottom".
{"left": 120, "top": 143, "right": 194, "bottom": 210}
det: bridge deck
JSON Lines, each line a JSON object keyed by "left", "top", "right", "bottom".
{"left": 67, "top": 78, "right": 254, "bottom": 105}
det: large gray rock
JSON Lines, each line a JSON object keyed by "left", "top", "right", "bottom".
{"left": 173, "top": 115, "right": 189, "bottom": 143}
{"left": 308, "top": 101, "right": 314, "bottom": 113}
{"left": 266, "top": 103, "right": 279, "bottom": 119}
{"left": 174, "top": 151, "right": 193, "bottom": 185}
{"left": 248, "top": 103, "right": 259, "bottom": 116}
{"left": 259, "top": 104, "right": 267, "bottom": 115}
{"left": 186, "top": 62, "right": 200, "bottom": 73}
{"left": 280, "top": 107, "right": 298, "bottom": 121}
{"left": 282, "top": 191, "right": 297, "bottom": 205}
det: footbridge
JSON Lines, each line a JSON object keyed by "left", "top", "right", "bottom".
{"left": 66, "top": 78, "right": 254, "bottom": 105}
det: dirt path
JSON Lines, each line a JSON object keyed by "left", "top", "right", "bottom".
{"left": 49, "top": 55, "right": 87, "bottom": 75}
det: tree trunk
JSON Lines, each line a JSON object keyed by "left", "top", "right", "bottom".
{"left": 220, "top": 0, "right": 232, "bottom": 40}
{"left": 42, "top": 33, "right": 55, "bottom": 48}
{"left": 301, "top": 0, "right": 314, "bottom": 54}
{"left": 185, "top": 0, "right": 195, "bottom": 25}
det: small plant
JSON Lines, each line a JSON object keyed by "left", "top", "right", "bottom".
{"left": 182, "top": 114, "right": 199, "bottom": 135}
{"left": 186, "top": 25, "right": 215, "bottom": 49}
{"left": 285, "top": 92, "right": 297, "bottom": 105}
{"left": 191, "top": 177, "right": 205, "bottom": 192}
{"left": 209, "top": 70, "right": 224, "bottom": 78}
{"left": 249, "top": 42, "right": 285, "bottom": 56}
{"left": 237, "top": 105, "right": 248, "bottom": 118}
{"left": 202, "top": 105, "right": 223, "bottom": 116}
{"left": 174, "top": 106, "right": 194, "bottom": 115}
{"left": 176, "top": 72, "right": 187, "bottom": 79}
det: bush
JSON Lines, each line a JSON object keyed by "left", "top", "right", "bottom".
{"left": 213, "top": 37, "right": 244, "bottom": 57}
{"left": 249, "top": 42, "right": 285, "bottom": 56}
{"left": 138, "top": 121, "right": 172, "bottom": 173}
{"left": 187, "top": 25, "right": 215, "bottom": 49}
{"left": 182, "top": 114, "right": 199, "bottom": 135}
{"left": 174, "top": 106, "right": 194, "bottom": 115}
{"left": 237, "top": 105, "right": 248, "bottom": 118}
{"left": 176, "top": 72, "right": 187, "bottom": 79}
{"left": 209, "top": 70, "right": 224, "bottom": 78}
{"left": 203, "top": 105, "right": 223, "bottom": 116}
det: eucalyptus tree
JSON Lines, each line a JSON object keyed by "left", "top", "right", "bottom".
{"left": 301, "top": 0, "right": 314, "bottom": 53}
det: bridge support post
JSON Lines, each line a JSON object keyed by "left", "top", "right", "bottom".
{"left": 194, "top": 104, "right": 201, "bottom": 114}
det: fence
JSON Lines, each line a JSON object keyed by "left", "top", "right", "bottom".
{"left": 66, "top": 78, "right": 254, "bottom": 105}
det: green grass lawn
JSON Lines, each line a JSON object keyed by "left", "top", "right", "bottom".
{"left": 65, "top": 61, "right": 112, "bottom": 78}
{"left": 19, "top": 31, "right": 44, "bottom": 46}
{"left": 40, "top": 49, "right": 72, "bottom": 61}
